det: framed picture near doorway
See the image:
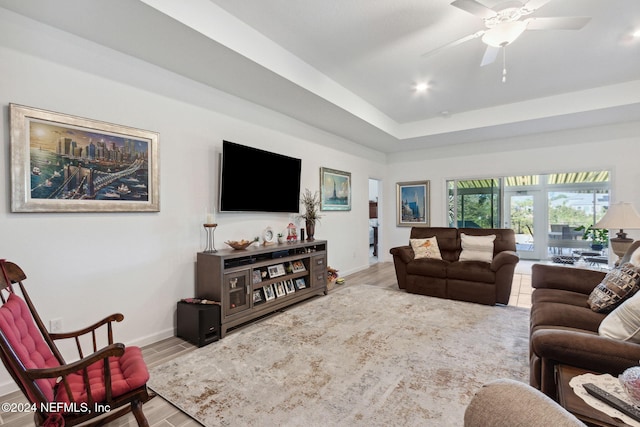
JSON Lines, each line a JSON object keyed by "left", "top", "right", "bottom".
{"left": 320, "top": 167, "right": 351, "bottom": 211}
{"left": 396, "top": 181, "right": 430, "bottom": 227}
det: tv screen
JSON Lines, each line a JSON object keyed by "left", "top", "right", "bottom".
{"left": 219, "top": 141, "right": 302, "bottom": 213}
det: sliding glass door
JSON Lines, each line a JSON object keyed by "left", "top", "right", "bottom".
{"left": 447, "top": 178, "right": 501, "bottom": 229}
{"left": 448, "top": 171, "right": 609, "bottom": 260}
{"left": 504, "top": 190, "right": 545, "bottom": 259}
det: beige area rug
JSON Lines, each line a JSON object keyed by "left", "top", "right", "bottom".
{"left": 149, "top": 285, "right": 530, "bottom": 426}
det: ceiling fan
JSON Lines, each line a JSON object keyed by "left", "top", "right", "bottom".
{"left": 422, "top": 0, "right": 591, "bottom": 68}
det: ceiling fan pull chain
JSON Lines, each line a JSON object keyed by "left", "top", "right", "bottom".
{"left": 502, "top": 46, "right": 507, "bottom": 83}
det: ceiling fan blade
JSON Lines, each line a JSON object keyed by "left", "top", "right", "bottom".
{"left": 421, "top": 30, "right": 485, "bottom": 59}
{"left": 522, "top": 0, "right": 552, "bottom": 12}
{"left": 525, "top": 16, "right": 591, "bottom": 30}
{"left": 480, "top": 45, "right": 500, "bottom": 66}
{"left": 450, "top": 0, "right": 496, "bottom": 19}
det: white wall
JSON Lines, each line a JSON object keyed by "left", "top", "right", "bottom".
{"left": 0, "top": 9, "right": 385, "bottom": 394}
{"left": 382, "top": 125, "right": 640, "bottom": 258}
{"left": 1, "top": 6, "right": 639, "bottom": 396}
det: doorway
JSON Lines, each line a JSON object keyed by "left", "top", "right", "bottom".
{"left": 369, "top": 179, "right": 381, "bottom": 264}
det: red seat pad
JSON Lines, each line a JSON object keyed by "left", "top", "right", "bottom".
{"left": 55, "top": 346, "right": 149, "bottom": 405}
{"left": 0, "top": 294, "right": 59, "bottom": 401}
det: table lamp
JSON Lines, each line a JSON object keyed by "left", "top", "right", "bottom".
{"left": 594, "top": 202, "right": 640, "bottom": 259}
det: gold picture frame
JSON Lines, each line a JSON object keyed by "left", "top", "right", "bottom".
{"left": 10, "top": 104, "right": 159, "bottom": 212}
{"left": 396, "top": 180, "right": 430, "bottom": 227}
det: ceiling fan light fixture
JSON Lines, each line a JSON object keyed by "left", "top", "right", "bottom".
{"left": 482, "top": 21, "right": 527, "bottom": 47}
{"left": 415, "top": 82, "right": 429, "bottom": 92}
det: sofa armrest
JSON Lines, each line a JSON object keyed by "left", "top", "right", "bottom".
{"left": 464, "top": 379, "right": 583, "bottom": 427}
{"left": 389, "top": 246, "right": 414, "bottom": 264}
{"left": 490, "top": 250, "right": 519, "bottom": 272}
{"left": 531, "top": 328, "right": 640, "bottom": 374}
{"left": 532, "top": 263, "right": 606, "bottom": 295}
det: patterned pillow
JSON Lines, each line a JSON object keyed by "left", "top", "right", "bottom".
{"left": 458, "top": 233, "right": 495, "bottom": 263}
{"left": 588, "top": 263, "right": 640, "bottom": 312}
{"left": 410, "top": 237, "right": 442, "bottom": 260}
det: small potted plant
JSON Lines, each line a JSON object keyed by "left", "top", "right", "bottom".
{"left": 575, "top": 225, "right": 609, "bottom": 251}
{"left": 298, "top": 188, "right": 322, "bottom": 241}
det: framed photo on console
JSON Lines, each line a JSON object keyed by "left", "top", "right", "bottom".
{"left": 275, "top": 282, "right": 286, "bottom": 298}
{"left": 295, "top": 278, "right": 307, "bottom": 290}
{"left": 396, "top": 180, "right": 430, "bottom": 227}
{"left": 263, "top": 284, "right": 275, "bottom": 301}
{"left": 252, "top": 270, "right": 263, "bottom": 284}
{"left": 253, "top": 289, "right": 264, "bottom": 305}
{"left": 267, "top": 264, "right": 286, "bottom": 279}
{"left": 290, "top": 260, "right": 306, "bottom": 273}
{"left": 285, "top": 279, "right": 296, "bottom": 294}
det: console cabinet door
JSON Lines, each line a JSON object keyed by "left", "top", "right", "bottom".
{"left": 310, "top": 254, "right": 326, "bottom": 288}
{"left": 223, "top": 270, "right": 251, "bottom": 316}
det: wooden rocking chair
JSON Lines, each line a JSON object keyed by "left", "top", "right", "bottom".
{"left": 0, "top": 260, "right": 154, "bottom": 426}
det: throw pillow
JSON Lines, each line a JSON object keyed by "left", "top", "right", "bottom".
{"left": 630, "top": 246, "right": 640, "bottom": 267}
{"left": 458, "top": 233, "right": 495, "bottom": 263}
{"left": 599, "top": 290, "right": 640, "bottom": 343}
{"left": 410, "top": 237, "right": 442, "bottom": 260}
{"left": 588, "top": 263, "right": 640, "bottom": 313}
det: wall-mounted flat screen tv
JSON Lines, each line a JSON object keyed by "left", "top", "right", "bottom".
{"left": 219, "top": 140, "right": 302, "bottom": 213}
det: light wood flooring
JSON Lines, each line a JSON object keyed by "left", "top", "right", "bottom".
{"left": 0, "top": 262, "right": 532, "bottom": 426}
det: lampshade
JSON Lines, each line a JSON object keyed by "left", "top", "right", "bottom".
{"left": 594, "top": 202, "right": 640, "bottom": 259}
{"left": 594, "top": 202, "right": 640, "bottom": 232}
{"left": 482, "top": 21, "right": 527, "bottom": 47}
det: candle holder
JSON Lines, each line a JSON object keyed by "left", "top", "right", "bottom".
{"left": 203, "top": 223, "right": 218, "bottom": 253}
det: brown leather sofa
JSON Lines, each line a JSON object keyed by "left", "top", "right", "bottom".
{"left": 389, "top": 227, "right": 519, "bottom": 305}
{"left": 530, "top": 241, "right": 640, "bottom": 398}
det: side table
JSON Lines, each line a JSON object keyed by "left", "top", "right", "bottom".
{"left": 556, "top": 365, "right": 629, "bottom": 427}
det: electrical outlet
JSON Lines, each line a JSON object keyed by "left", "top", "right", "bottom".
{"left": 49, "top": 318, "right": 63, "bottom": 333}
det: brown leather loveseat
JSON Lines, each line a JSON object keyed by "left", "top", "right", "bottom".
{"left": 530, "top": 241, "right": 640, "bottom": 398}
{"left": 389, "top": 227, "right": 519, "bottom": 305}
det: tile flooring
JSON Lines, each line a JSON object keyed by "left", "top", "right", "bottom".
{"left": 0, "top": 261, "right": 535, "bottom": 426}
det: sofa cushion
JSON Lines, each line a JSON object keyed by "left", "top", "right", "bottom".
{"left": 531, "top": 300, "right": 605, "bottom": 334}
{"left": 531, "top": 288, "right": 590, "bottom": 308}
{"left": 599, "top": 291, "right": 640, "bottom": 343}
{"left": 410, "top": 237, "right": 442, "bottom": 260}
{"left": 448, "top": 261, "right": 496, "bottom": 283}
{"left": 406, "top": 259, "right": 448, "bottom": 278}
{"left": 459, "top": 233, "right": 495, "bottom": 263}
{"left": 587, "top": 263, "right": 640, "bottom": 313}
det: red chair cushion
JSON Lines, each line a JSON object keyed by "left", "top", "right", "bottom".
{"left": 0, "top": 294, "right": 59, "bottom": 401}
{"left": 54, "top": 346, "right": 149, "bottom": 406}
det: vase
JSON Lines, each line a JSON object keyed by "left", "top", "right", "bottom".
{"left": 305, "top": 221, "right": 315, "bottom": 241}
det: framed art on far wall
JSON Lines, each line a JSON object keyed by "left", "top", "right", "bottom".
{"left": 10, "top": 104, "right": 159, "bottom": 213}
{"left": 396, "top": 180, "right": 430, "bottom": 227}
{"left": 320, "top": 167, "right": 351, "bottom": 211}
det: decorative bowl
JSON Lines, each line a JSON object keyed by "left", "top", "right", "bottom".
{"left": 225, "top": 239, "right": 254, "bottom": 250}
{"left": 619, "top": 366, "right": 640, "bottom": 405}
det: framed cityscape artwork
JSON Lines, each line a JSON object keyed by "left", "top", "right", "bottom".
{"left": 396, "top": 180, "right": 430, "bottom": 227}
{"left": 10, "top": 104, "right": 159, "bottom": 212}
{"left": 320, "top": 167, "right": 351, "bottom": 211}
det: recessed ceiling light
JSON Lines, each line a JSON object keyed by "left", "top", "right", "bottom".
{"left": 633, "top": 28, "right": 640, "bottom": 38}
{"left": 415, "top": 82, "right": 429, "bottom": 92}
